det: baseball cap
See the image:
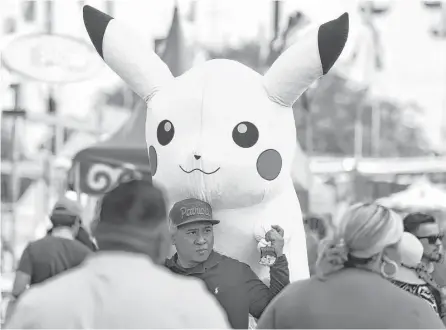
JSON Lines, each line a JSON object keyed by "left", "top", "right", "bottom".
{"left": 393, "top": 232, "right": 424, "bottom": 284}
{"left": 50, "top": 197, "right": 83, "bottom": 227}
{"left": 399, "top": 232, "right": 424, "bottom": 268}
{"left": 169, "top": 198, "right": 219, "bottom": 227}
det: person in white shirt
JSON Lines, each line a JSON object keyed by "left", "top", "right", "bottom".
{"left": 6, "top": 180, "right": 230, "bottom": 329}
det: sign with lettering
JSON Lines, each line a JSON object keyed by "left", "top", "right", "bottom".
{"left": 2, "top": 34, "right": 103, "bottom": 83}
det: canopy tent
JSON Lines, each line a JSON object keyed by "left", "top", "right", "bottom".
{"left": 71, "top": 103, "right": 150, "bottom": 195}
{"left": 377, "top": 176, "right": 446, "bottom": 211}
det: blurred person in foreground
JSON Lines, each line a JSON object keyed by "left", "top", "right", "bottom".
{"left": 6, "top": 181, "right": 230, "bottom": 329}
{"left": 257, "top": 203, "right": 444, "bottom": 329}
{"left": 391, "top": 232, "right": 444, "bottom": 318}
{"left": 165, "top": 198, "right": 289, "bottom": 329}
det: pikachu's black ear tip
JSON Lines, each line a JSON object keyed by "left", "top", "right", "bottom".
{"left": 339, "top": 12, "right": 349, "bottom": 25}
{"left": 83, "top": 5, "right": 113, "bottom": 58}
{"left": 318, "top": 12, "right": 350, "bottom": 75}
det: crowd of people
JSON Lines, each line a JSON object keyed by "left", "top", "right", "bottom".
{"left": 4, "top": 179, "right": 446, "bottom": 329}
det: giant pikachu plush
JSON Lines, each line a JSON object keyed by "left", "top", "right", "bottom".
{"left": 83, "top": 6, "right": 349, "bottom": 282}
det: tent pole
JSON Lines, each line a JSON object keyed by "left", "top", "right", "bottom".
{"left": 75, "top": 162, "right": 82, "bottom": 203}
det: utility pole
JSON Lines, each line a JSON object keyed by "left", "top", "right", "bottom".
{"left": 273, "top": 1, "right": 280, "bottom": 40}
{"left": 45, "top": 0, "right": 55, "bottom": 213}
{"left": 371, "top": 99, "right": 381, "bottom": 156}
{"left": 357, "top": 1, "right": 388, "bottom": 158}
{"left": 3, "top": 85, "right": 26, "bottom": 270}
{"left": 352, "top": 1, "right": 389, "bottom": 201}
{"left": 422, "top": 1, "right": 446, "bottom": 152}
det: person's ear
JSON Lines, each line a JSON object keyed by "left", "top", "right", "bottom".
{"left": 169, "top": 223, "right": 177, "bottom": 245}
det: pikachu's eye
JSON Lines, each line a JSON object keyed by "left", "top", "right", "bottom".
{"left": 232, "top": 121, "right": 259, "bottom": 148}
{"left": 157, "top": 120, "right": 175, "bottom": 146}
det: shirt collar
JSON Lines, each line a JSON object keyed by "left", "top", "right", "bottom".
{"left": 165, "top": 250, "right": 222, "bottom": 275}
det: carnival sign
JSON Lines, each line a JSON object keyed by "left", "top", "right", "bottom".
{"left": 2, "top": 34, "right": 103, "bottom": 83}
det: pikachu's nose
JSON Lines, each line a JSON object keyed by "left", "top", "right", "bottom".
{"left": 194, "top": 154, "right": 201, "bottom": 160}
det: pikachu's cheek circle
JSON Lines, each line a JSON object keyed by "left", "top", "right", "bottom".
{"left": 256, "top": 149, "right": 282, "bottom": 181}
{"left": 149, "top": 146, "right": 158, "bottom": 176}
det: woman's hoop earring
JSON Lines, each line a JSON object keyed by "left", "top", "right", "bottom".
{"left": 381, "top": 259, "right": 398, "bottom": 279}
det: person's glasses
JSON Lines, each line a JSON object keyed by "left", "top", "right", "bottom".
{"left": 417, "top": 233, "right": 444, "bottom": 244}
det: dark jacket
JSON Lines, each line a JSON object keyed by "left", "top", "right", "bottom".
{"left": 165, "top": 250, "right": 290, "bottom": 329}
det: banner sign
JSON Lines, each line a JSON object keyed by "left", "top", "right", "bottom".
{"left": 2, "top": 33, "right": 103, "bottom": 83}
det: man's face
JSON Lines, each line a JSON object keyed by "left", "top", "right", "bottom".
{"left": 173, "top": 221, "right": 214, "bottom": 267}
{"left": 415, "top": 222, "right": 444, "bottom": 262}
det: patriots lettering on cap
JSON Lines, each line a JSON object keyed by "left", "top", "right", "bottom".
{"left": 180, "top": 206, "right": 211, "bottom": 219}
{"left": 170, "top": 198, "right": 219, "bottom": 227}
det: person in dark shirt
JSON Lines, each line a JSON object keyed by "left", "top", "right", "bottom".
{"left": 10, "top": 197, "right": 92, "bottom": 300}
{"left": 165, "top": 198, "right": 290, "bottom": 329}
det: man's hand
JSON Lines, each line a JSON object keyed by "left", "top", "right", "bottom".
{"left": 265, "top": 225, "right": 285, "bottom": 257}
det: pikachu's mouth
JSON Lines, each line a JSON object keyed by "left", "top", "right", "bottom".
{"left": 179, "top": 165, "right": 220, "bottom": 175}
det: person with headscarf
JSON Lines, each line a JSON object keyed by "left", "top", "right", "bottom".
{"left": 257, "top": 203, "right": 445, "bottom": 329}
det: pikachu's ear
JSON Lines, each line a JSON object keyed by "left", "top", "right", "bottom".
{"left": 83, "top": 5, "right": 173, "bottom": 101}
{"left": 263, "top": 13, "right": 349, "bottom": 107}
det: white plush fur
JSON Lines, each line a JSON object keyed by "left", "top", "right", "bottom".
{"left": 87, "top": 7, "right": 348, "bottom": 282}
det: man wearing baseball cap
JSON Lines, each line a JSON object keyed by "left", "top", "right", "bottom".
{"left": 9, "top": 197, "right": 92, "bottom": 301}
{"left": 46, "top": 197, "right": 97, "bottom": 252}
{"left": 165, "top": 198, "right": 290, "bottom": 329}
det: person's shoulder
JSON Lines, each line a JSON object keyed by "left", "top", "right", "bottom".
{"left": 20, "top": 265, "right": 86, "bottom": 306}
{"left": 217, "top": 252, "right": 250, "bottom": 269}
{"left": 283, "top": 277, "right": 312, "bottom": 294}
{"left": 24, "top": 236, "right": 56, "bottom": 254}
{"left": 70, "top": 239, "right": 94, "bottom": 252}
{"left": 32, "top": 235, "right": 65, "bottom": 247}
{"left": 392, "top": 288, "right": 445, "bottom": 327}
{"left": 57, "top": 237, "right": 93, "bottom": 254}
{"left": 156, "top": 270, "right": 230, "bottom": 326}
{"left": 213, "top": 253, "right": 257, "bottom": 278}
{"left": 28, "top": 235, "right": 52, "bottom": 247}
{"left": 157, "top": 265, "right": 215, "bottom": 296}
{"left": 261, "top": 278, "right": 311, "bottom": 310}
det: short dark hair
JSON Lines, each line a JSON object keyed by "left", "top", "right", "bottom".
{"left": 403, "top": 212, "right": 436, "bottom": 234}
{"left": 99, "top": 180, "right": 167, "bottom": 227}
